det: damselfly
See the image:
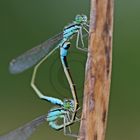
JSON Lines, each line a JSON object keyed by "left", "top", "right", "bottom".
{"left": 3, "top": 14, "right": 89, "bottom": 139}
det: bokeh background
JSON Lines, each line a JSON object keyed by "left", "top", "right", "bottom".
{"left": 1, "top": 0, "right": 140, "bottom": 140}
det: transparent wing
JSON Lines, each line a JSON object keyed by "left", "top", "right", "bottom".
{"left": 9, "top": 32, "right": 63, "bottom": 74}
{"left": 0, "top": 113, "right": 48, "bottom": 140}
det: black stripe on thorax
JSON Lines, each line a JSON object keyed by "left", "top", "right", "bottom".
{"left": 64, "top": 23, "right": 81, "bottom": 30}
{"left": 48, "top": 108, "right": 63, "bottom": 113}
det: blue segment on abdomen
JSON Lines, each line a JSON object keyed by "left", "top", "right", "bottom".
{"left": 60, "top": 47, "right": 68, "bottom": 57}
{"left": 60, "top": 41, "right": 70, "bottom": 66}
{"left": 42, "top": 96, "right": 63, "bottom": 106}
{"left": 60, "top": 41, "right": 70, "bottom": 57}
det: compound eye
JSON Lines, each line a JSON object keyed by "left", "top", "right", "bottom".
{"left": 75, "top": 15, "right": 82, "bottom": 22}
{"left": 75, "top": 15, "right": 80, "bottom": 19}
{"left": 82, "top": 15, "right": 87, "bottom": 22}
{"left": 70, "top": 100, "right": 74, "bottom": 106}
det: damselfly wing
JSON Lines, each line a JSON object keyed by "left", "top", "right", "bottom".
{"left": 9, "top": 32, "right": 63, "bottom": 74}
{"left": 0, "top": 113, "right": 48, "bottom": 140}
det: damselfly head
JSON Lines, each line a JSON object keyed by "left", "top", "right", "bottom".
{"left": 63, "top": 99, "right": 74, "bottom": 111}
{"left": 75, "top": 14, "right": 88, "bottom": 24}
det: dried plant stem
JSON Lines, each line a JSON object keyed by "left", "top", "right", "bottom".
{"left": 78, "top": 0, "right": 114, "bottom": 140}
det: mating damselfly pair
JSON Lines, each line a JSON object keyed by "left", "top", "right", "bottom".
{"left": 0, "top": 14, "right": 89, "bottom": 140}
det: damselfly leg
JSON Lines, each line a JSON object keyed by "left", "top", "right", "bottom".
{"left": 63, "top": 110, "right": 81, "bottom": 137}
{"left": 76, "top": 25, "right": 89, "bottom": 52}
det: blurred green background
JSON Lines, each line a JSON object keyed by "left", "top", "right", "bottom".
{"left": 1, "top": 0, "right": 140, "bottom": 140}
